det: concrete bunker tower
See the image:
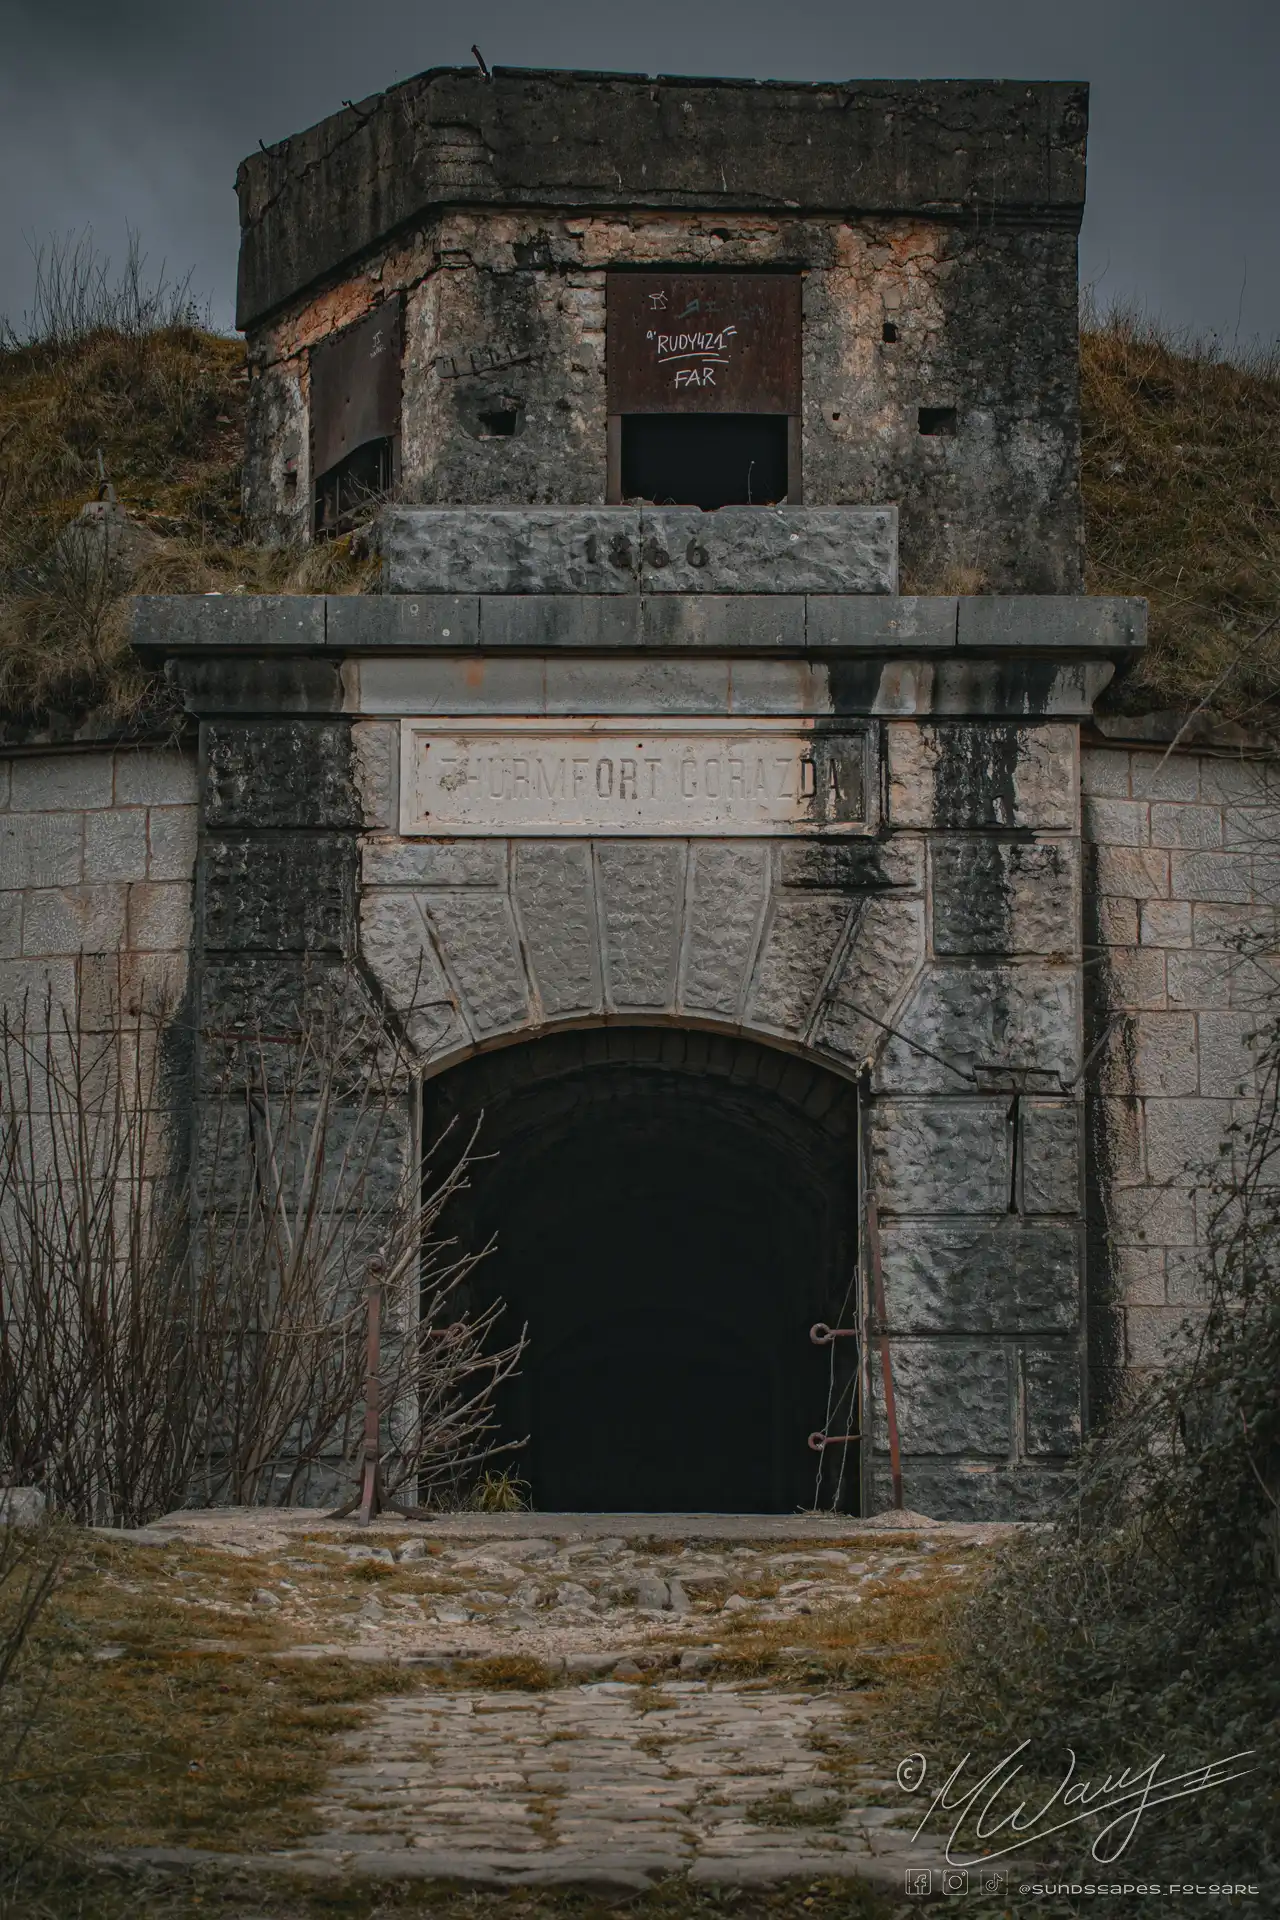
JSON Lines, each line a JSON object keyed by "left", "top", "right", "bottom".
{"left": 138, "top": 67, "right": 1144, "bottom": 1517}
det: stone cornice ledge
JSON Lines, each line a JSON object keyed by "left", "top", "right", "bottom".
{"left": 132, "top": 594, "right": 1146, "bottom": 661}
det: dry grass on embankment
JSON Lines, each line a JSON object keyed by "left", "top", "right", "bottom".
{"left": 0, "top": 305, "right": 1277, "bottom": 737}
{"left": 0, "top": 324, "right": 371, "bottom": 739}
{"left": 1081, "top": 309, "right": 1280, "bottom": 723}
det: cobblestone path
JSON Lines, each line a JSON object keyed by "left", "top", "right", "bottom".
{"left": 290, "top": 1678, "right": 942, "bottom": 1890}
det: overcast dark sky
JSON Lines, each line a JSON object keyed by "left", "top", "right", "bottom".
{"left": 1, "top": 0, "right": 1276, "bottom": 344}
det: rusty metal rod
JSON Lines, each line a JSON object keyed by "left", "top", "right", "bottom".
{"left": 809, "top": 1321, "right": 858, "bottom": 1346}
{"left": 327, "top": 1257, "right": 421, "bottom": 1526}
{"left": 355, "top": 1262, "right": 384, "bottom": 1527}
{"left": 866, "top": 1196, "right": 904, "bottom": 1509}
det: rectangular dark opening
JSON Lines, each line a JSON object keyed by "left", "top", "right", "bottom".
{"left": 918, "top": 405, "right": 958, "bottom": 437}
{"left": 477, "top": 403, "right": 521, "bottom": 438}
{"left": 314, "top": 436, "right": 393, "bottom": 539}
{"left": 620, "top": 414, "right": 789, "bottom": 509}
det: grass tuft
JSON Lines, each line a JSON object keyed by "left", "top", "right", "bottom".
{"left": 464, "top": 1654, "right": 555, "bottom": 1690}
{"left": 747, "top": 1790, "right": 845, "bottom": 1829}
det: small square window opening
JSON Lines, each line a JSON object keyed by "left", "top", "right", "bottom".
{"left": 478, "top": 404, "right": 522, "bottom": 438}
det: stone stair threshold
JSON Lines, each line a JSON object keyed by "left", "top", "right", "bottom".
{"left": 95, "top": 1840, "right": 947, "bottom": 1896}
{"left": 152, "top": 1506, "right": 1022, "bottom": 1546}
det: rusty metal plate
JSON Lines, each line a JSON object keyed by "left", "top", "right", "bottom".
{"left": 310, "top": 297, "right": 402, "bottom": 478}
{"left": 608, "top": 274, "right": 800, "bottom": 413}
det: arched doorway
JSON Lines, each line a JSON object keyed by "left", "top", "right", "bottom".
{"left": 425, "top": 1029, "right": 859, "bottom": 1513}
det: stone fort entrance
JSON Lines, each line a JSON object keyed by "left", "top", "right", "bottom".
{"left": 426, "top": 1030, "right": 859, "bottom": 1513}
{"left": 130, "top": 65, "right": 1150, "bottom": 1520}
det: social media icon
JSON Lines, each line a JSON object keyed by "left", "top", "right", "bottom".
{"left": 977, "top": 1869, "right": 1007, "bottom": 1894}
{"left": 904, "top": 1868, "right": 932, "bottom": 1896}
{"left": 941, "top": 1868, "right": 970, "bottom": 1895}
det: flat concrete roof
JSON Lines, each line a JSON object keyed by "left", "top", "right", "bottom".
{"left": 236, "top": 68, "right": 1088, "bottom": 330}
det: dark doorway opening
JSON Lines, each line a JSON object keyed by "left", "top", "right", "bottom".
{"left": 426, "top": 1031, "right": 859, "bottom": 1513}
{"left": 314, "top": 436, "right": 393, "bottom": 538}
{"left": 620, "top": 414, "right": 790, "bottom": 508}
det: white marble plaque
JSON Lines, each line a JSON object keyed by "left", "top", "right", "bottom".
{"left": 399, "top": 718, "right": 872, "bottom": 837}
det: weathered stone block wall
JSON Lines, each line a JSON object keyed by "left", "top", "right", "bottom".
{"left": 244, "top": 207, "right": 1080, "bottom": 594}
{"left": 126, "top": 580, "right": 1142, "bottom": 1520}
{"left": 21, "top": 697, "right": 1263, "bottom": 1509}
{"left": 868, "top": 723, "right": 1084, "bottom": 1519}
{"left": 191, "top": 709, "right": 414, "bottom": 1229}
{"left": 0, "top": 745, "right": 197, "bottom": 1012}
{"left": 1082, "top": 742, "right": 1279, "bottom": 1408}
{"left": 0, "top": 743, "right": 198, "bottom": 1241}
{"left": 348, "top": 682, "right": 1085, "bottom": 1520}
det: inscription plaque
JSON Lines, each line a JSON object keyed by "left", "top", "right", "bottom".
{"left": 399, "top": 719, "right": 873, "bottom": 838}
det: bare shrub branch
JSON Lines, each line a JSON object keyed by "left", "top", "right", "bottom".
{"left": 0, "top": 967, "right": 523, "bottom": 1523}
{"left": 0, "top": 970, "right": 201, "bottom": 1526}
{"left": 190, "top": 996, "right": 525, "bottom": 1510}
